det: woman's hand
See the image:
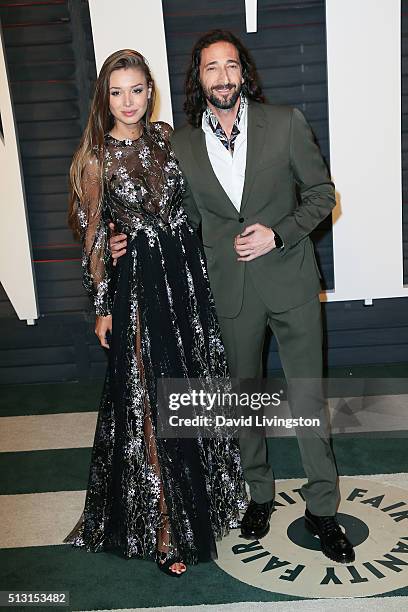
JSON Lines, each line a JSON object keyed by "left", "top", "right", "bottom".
{"left": 108, "top": 222, "right": 127, "bottom": 267}
{"left": 95, "top": 315, "right": 112, "bottom": 349}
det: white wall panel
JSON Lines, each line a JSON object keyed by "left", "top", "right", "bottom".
{"left": 88, "top": 0, "right": 173, "bottom": 125}
{"left": 0, "top": 29, "right": 38, "bottom": 323}
{"left": 325, "top": 0, "right": 407, "bottom": 302}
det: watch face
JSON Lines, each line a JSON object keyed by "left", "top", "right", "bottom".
{"left": 274, "top": 232, "right": 283, "bottom": 248}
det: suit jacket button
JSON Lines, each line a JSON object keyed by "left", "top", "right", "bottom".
{"left": 239, "top": 217, "right": 244, "bottom": 223}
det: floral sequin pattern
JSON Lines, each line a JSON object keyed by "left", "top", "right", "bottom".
{"left": 66, "top": 121, "right": 247, "bottom": 565}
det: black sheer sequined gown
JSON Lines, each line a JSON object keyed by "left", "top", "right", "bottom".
{"left": 65, "top": 122, "right": 247, "bottom": 564}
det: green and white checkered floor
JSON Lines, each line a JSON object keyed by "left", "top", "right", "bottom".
{"left": 1, "top": 379, "right": 408, "bottom": 611}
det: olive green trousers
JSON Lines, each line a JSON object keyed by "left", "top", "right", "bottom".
{"left": 217, "top": 268, "right": 339, "bottom": 516}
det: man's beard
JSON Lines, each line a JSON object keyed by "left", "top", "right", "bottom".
{"left": 204, "top": 82, "right": 242, "bottom": 110}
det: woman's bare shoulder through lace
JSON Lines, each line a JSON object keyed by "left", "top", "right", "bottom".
{"left": 151, "top": 121, "right": 174, "bottom": 142}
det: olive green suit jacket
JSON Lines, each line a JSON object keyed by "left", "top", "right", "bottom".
{"left": 170, "top": 101, "right": 335, "bottom": 318}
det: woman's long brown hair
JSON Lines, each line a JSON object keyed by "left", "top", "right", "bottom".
{"left": 68, "top": 49, "right": 156, "bottom": 238}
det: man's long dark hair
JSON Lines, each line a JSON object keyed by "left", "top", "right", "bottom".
{"left": 184, "top": 29, "right": 265, "bottom": 128}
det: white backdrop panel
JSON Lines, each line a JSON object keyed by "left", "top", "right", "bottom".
{"left": 0, "top": 30, "right": 38, "bottom": 323}
{"left": 88, "top": 0, "right": 173, "bottom": 125}
{"left": 325, "top": 0, "right": 407, "bottom": 302}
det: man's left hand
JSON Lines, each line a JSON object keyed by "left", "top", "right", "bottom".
{"left": 234, "top": 223, "right": 276, "bottom": 261}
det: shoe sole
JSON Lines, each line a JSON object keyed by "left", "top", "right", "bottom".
{"left": 304, "top": 517, "right": 355, "bottom": 564}
{"left": 240, "top": 522, "right": 270, "bottom": 541}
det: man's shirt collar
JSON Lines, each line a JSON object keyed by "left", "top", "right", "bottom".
{"left": 202, "top": 95, "right": 247, "bottom": 155}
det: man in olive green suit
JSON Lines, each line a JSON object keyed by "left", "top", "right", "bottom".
{"left": 111, "top": 30, "right": 354, "bottom": 563}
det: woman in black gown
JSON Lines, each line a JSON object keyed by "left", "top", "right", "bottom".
{"left": 65, "top": 49, "right": 246, "bottom": 576}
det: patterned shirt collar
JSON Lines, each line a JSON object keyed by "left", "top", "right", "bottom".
{"left": 203, "top": 95, "right": 247, "bottom": 155}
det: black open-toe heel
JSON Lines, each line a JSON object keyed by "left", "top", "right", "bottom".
{"left": 156, "top": 551, "right": 186, "bottom": 577}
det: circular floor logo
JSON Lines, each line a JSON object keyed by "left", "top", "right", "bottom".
{"left": 215, "top": 477, "right": 408, "bottom": 598}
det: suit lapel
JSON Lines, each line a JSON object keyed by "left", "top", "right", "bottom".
{"left": 189, "top": 126, "right": 237, "bottom": 213}
{"left": 189, "top": 101, "right": 267, "bottom": 214}
{"left": 240, "top": 101, "right": 267, "bottom": 212}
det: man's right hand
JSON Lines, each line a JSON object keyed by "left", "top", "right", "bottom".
{"left": 108, "top": 222, "right": 127, "bottom": 266}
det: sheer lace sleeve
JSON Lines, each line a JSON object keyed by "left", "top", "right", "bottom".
{"left": 76, "top": 156, "right": 112, "bottom": 316}
{"left": 154, "top": 121, "right": 173, "bottom": 142}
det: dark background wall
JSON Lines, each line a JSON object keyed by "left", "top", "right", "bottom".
{"left": 0, "top": 0, "right": 103, "bottom": 383}
{"left": 0, "top": 0, "right": 407, "bottom": 384}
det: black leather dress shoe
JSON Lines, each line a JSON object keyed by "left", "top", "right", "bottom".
{"left": 241, "top": 499, "right": 274, "bottom": 540}
{"left": 305, "top": 509, "right": 355, "bottom": 563}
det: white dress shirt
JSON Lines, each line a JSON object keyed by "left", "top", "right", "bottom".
{"left": 201, "top": 99, "right": 248, "bottom": 212}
